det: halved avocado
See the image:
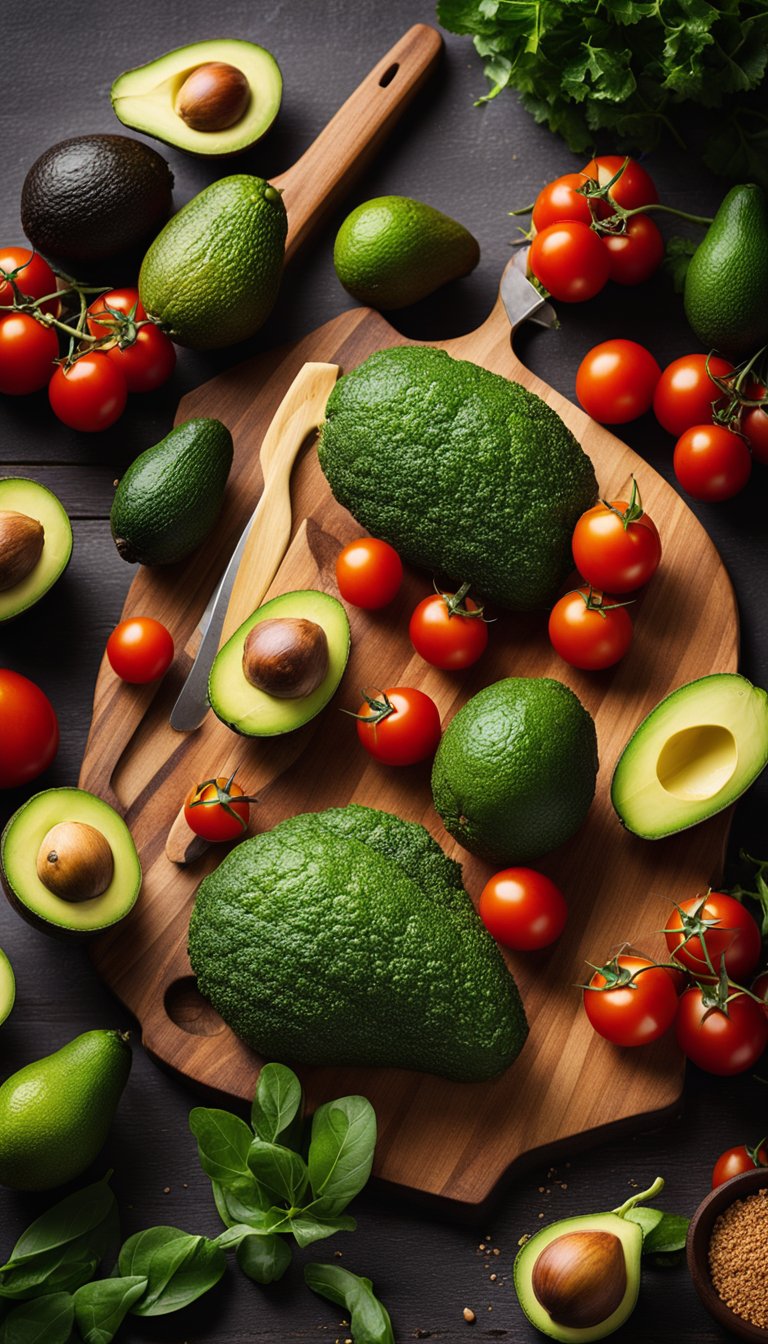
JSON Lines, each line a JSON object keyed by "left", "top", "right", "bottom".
{"left": 0, "top": 480, "right": 72, "bottom": 622}
{"left": 209, "top": 589, "right": 350, "bottom": 736}
{"left": 111, "top": 40, "right": 282, "bottom": 156}
{"left": 1, "top": 788, "right": 142, "bottom": 938}
{"left": 0, "top": 949, "right": 15, "bottom": 1027}
{"left": 514, "top": 1211, "right": 641, "bottom": 1341}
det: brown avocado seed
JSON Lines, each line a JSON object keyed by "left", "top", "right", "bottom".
{"left": 0, "top": 510, "right": 44, "bottom": 591}
{"left": 531, "top": 1229, "right": 627, "bottom": 1329}
{"left": 242, "top": 617, "right": 329, "bottom": 699}
{"left": 175, "top": 62, "right": 251, "bottom": 132}
{"left": 36, "top": 822, "right": 114, "bottom": 903}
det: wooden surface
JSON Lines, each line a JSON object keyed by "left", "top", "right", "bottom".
{"left": 81, "top": 270, "right": 738, "bottom": 1204}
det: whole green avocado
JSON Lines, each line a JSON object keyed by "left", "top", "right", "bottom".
{"left": 684, "top": 184, "right": 768, "bottom": 359}
{"left": 318, "top": 347, "right": 598, "bottom": 610}
{"left": 188, "top": 804, "right": 527, "bottom": 1082}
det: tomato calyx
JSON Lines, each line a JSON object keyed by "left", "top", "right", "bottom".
{"left": 348, "top": 689, "right": 396, "bottom": 726}
{"left": 579, "top": 948, "right": 678, "bottom": 992}
{"left": 743, "top": 1136, "right": 768, "bottom": 1169}
{"left": 434, "top": 580, "right": 488, "bottom": 621}
{"left": 187, "top": 770, "right": 258, "bottom": 832}
{"left": 600, "top": 476, "right": 646, "bottom": 531}
{"left": 570, "top": 586, "right": 635, "bottom": 620}
{"left": 663, "top": 894, "right": 736, "bottom": 979}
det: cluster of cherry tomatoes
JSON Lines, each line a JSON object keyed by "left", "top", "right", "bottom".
{"left": 0, "top": 248, "right": 175, "bottom": 432}
{"left": 584, "top": 888, "right": 768, "bottom": 1077}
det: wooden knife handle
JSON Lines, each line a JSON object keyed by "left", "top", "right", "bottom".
{"left": 272, "top": 24, "right": 443, "bottom": 263}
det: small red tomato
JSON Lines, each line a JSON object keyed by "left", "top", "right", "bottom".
{"left": 548, "top": 588, "right": 633, "bottom": 670}
{"left": 0, "top": 248, "right": 59, "bottom": 316}
{"left": 665, "top": 892, "right": 761, "bottom": 983}
{"left": 741, "top": 383, "right": 768, "bottom": 466}
{"left": 712, "top": 1142, "right": 768, "bottom": 1189}
{"left": 184, "top": 774, "right": 255, "bottom": 842}
{"left": 575, "top": 339, "right": 661, "bottom": 425}
{"left": 107, "top": 617, "right": 174, "bottom": 684}
{"left": 355, "top": 686, "right": 441, "bottom": 766}
{"left": 335, "top": 537, "right": 403, "bottom": 609}
{"left": 532, "top": 174, "right": 593, "bottom": 232}
{"left": 582, "top": 156, "right": 659, "bottom": 215}
{"left": 479, "top": 868, "right": 567, "bottom": 951}
{"left": 0, "top": 313, "right": 59, "bottom": 395}
{"left": 602, "top": 215, "right": 664, "bottom": 286}
{"left": 86, "top": 287, "right": 146, "bottom": 338}
{"left": 584, "top": 954, "right": 679, "bottom": 1047}
{"left": 529, "top": 221, "right": 610, "bottom": 303}
{"left": 673, "top": 424, "right": 751, "bottom": 502}
{"left": 49, "top": 352, "right": 127, "bottom": 432}
{"left": 0, "top": 669, "right": 59, "bottom": 788}
{"left": 653, "top": 354, "right": 734, "bottom": 437}
{"left": 676, "top": 987, "right": 768, "bottom": 1076}
{"left": 409, "top": 588, "right": 488, "bottom": 670}
{"left": 87, "top": 289, "right": 175, "bottom": 393}
{"left": 572, "top": 481, "right": 661, "bottom": 593}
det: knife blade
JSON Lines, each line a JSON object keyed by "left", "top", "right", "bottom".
{"left": 503, "top": 249, "right": 557, "bottom": 330}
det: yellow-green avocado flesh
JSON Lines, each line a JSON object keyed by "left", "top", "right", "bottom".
{"left": 111, "top": 39, "right": 282, "bottom": 156}
{"left": 208, "top": 589, "right": 350, "bottom": 737}
{"left": 514, "top": 1211, "right": 641, "bottom": 1341}
{"left": 0, "top": 479, "right": 72, "bottom": 622}
{"left": 611, "top": 673, "right": 768, "bottom": 838}
{"left": 1, "top": 788, "right": 141, "bottom": 936}
{"left": 0, "top": 950, "right": 15, "bottom": 1026}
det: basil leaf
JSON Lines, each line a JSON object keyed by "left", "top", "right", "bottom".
{"left": 625, "top": 1207, "right": 664, "bottom": 1239}
{"left": 305, "top": 1263, "right": 394, "bottom": 1344}
{"left": 236, "top": 1234, "right": 292, "bottom": 1285}
{"left": 0, "top": 1292, "right": 74, "bottom": 1344}
{"left": 251, "top": 1064, "right": 303, "bottom": 1148}
{"left": 118, "top": 1227, "right": 225, "bottom": 1317}
{"left": 73, "top": 1277, "right": 147, "bottom": 1344}
{"left": 289, "top": 1212, "right": 356, "bottom": 1249}
{"left": 4, "top": 1179, "right": 115, "bottom": 1265}
{"left": 189, "top": 1108, "right": 255, "bottom": 1189}
{"left": 0, "top": 1179, "right": 118, "bottom": 1303}
{"left": 0, "top": 1253, "right": 99, "bottom": 1303}
{"left": 643, "top": 1214, "right": 689, "bottom": 1255}
{"left": 247, "top": 1139, "right": 309, "bottom": 1207}
{"left": 211, "top": 1180, "right": 272, "bottom": 1229}
{"left": 308, "top": 1097, "right": 376, "bottom": 1216}
{"left": 214, "top": 1217, "right": 289, "bottom": 1250}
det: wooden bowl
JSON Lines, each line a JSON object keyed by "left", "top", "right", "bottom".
{"left": 687, "top": 1167, "right": 768, "bottom": 1342}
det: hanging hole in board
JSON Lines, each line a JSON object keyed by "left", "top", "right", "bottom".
{"left": 379, "top": 63, "right": 399, "bottom": 88}
{"left": 164, "top": 976, "right": 227, "bottom": 1036}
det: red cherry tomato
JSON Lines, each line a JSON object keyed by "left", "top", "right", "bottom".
{"left": 653, "top": 354, "right": 734, "bottom": 437}
{"left": 335, "top": 538, "right": 403, "bottom": 609}
{"left": 355, "top": 686, "right": 441, "bottom": 766}
{"left": 0, "top": 669, "right": 59, "bottom": 788}
{"left": 532, "top": 174, "right": 593, "bottom": 232}
{"left": 479, "top": 868, "right": 567, "bottom": 951}
{"left": 87, "top": 288, "right": 175, "bottom": 393}
{"left": 712, "top": 1142, "right": 768, "bottom": 1189}
{"left": 0, "top": 248, "right": 59, "bottom": 316}
{"left": 409, "top": 589, "right": 488, "bottom": 670}
{"left": 529, "top": 221, "right": 610, "bottom": 303}
{"left": 106, "top": 617, "right": 174, "bottom": 684}
{"left": 584, "top": 954, "right": 679, "bottom": 1047}
{"left": 673, "top": 424, "right": 751, "bottom": 502}
{"left": 741, "top": 383, "right": 768, "bottom": 465}
{"left": 676, "top": 987, "right": 768, "bottom": 1075}
{"left": 86, "top": 288, "right": 147, "bottom": 338}
{"left": 572, "top": 485, "right": 661, "bottom": 593}
{"left": 0, "top": 313, "right": 59, "bottom": 395}
{"left": 602, "top": 215, "right": 664, "bottom": 286}
{"left": 575, "top": 339, "right": 661, "bottom": 425}
{"left": 582, "top": 156, "right": 659, "bottom": 214}
{"left": 49, "top": 352, "right": 127, "bottom": 432}
{"left": 548, "top": 588, "right": 633, "bottom": 670}
{"left": 184, "top": 775, "right": 254, "bottom": 842}
{"left": 665, "top": 892, "right": 761, "bottom": 983}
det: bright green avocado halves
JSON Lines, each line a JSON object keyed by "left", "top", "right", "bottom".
{"left": 318, "top": 347, "right": 598, "bottom": 609}
{"left": 188, "top": 804, "right": 528, "bottom": 1082}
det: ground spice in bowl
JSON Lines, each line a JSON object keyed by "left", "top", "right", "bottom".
{"left": 708, "top": 1186, "right": 768, "bottom": 1329}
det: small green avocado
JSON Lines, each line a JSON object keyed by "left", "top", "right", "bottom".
{"left": 111, "top": 39, "right": 282, "bottom": 156}
{"left": 684, "top": 184, "right": 768, "bottom": 359}
{"left": 1, "top": 787, "right": 142, "bottom": 938}
{"left": 208, "top": 589, "right": 350, "bottom": 736}
{"left": 0, "top": 479, "right": 72, "bottom": 622}
{"left": 333, "top": 196, "right": 480, "bottom": 308}
{"left": 612, "top": 672, "right": 768, "bottom": 839}
{"left": 0, "top": 1030, "right": 131, "bottom": 1190}
{"left": 111, "top": 418, "right": 233, "bottom": 566}
{"left": 0, "top": 949, "right": 15, "bottom": 1027}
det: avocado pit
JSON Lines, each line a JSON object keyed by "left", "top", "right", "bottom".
{"left": 175, "top": 62, "right": 251, "bottom": 131}
{"left": 36, "top": 822, "right": 114, "bottom": 903}
{"left": 0, "top": 510, "right": 44, "bottom": 591}
{"left": 531, "top": 1229, "right": 627, "bottom": 1329}
{"left": 242, "top": 617, "right": 329, "bottom": 699}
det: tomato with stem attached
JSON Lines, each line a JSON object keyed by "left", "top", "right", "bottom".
{"left": 0, "top": 669, "right": 59, "bottom": 789}
{"left": 712, "top": 1140, "right": 768, "bottom": 1188}
{"left": 529, "top": 220, "right": 610, "bottom": 302}
{"left": 653, "top": 354, "right": 734, "bottom": 437}
{"left": 601, "top": 214, "right": 664, "bottom": 286}
{"left": 581, "top": 156, "right": 659, "bottom": 215}
{"left": 479, "top": 868, "right": 567, "bottom": 951}
{"left": 676, "top": 986, "right": 768, "bottom": 1075}
{"left": 0, "top": 313, "right": 59, "bottom": 395}
{"left": 575, "top": 340, "right": 661, "bottom": 426}
{"left": 49, "top": 352, "right": 127, "bottom": 432}
{"left": 409, "top": 583, "right": 488, "bottom": 670}
{"left": 548, "top": 587, "right": 633, "bottom": 670}
{"left": 532, "top": 174, "right": 593, "bottom": 232}
{"left": 86, "top": 288, "right": 147, "bottom": 337}
{"left": 0, "top": 248, "right": 59, "bottom": 316}
{"left": 665, "top": 892, "right": 761, "bottom": 983}
{"left": 107, "top": 617, "right": 174, "bottom": 684}
{"left": 87, "top": 288, "right": 175, "bottom": 393}
{"left": 335, "top": 537, "right": 403, "bottom": 609}
{"left": 354, "top": 686, "right": 441, "bottom": 766}
{"left": 673, "top": 424, "right": 751, "bottom": 502}
{"left": 583, "top": 954, "right": 679, "bottom": 1047}
{"left": 572, "top": 479, "right": 661, "bottom": 592}
{"left": 184, "top": 773, "right": 257, "bottom": 842}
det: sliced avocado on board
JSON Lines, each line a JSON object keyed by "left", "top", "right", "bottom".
{"left": 611, "top": 673, "right": 768, "bottom": 838}
{"left": 1, "top": 788, "right": 142, "bottom": 937}
{"left": 0, "top": 479, "right": 72, "bottom": 621}
{"left": 0, "top": 949, "right": 15, "bottom": 1028}
{"left": 209, "top": 589, "right": 350, "bottom": 736}
{"left": 111, "top": 39, "right": 282, "bottom": 156}
{"left": 333, "top": 196, "right": 480, "bottom": 308}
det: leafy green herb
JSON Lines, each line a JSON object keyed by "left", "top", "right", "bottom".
{"left": 308, "top": 1097, "right": 377, "bottom": 1217}
{"left": 663, "top": 237, "right": 698, "bottom": 293}
{"left": 625, "top": 1206, "right": 664, "bottom": 1238}
{"left": 0, "top": 1178, "right": 117, "bottom": 1302}
{"left": 247, "top": 1139, "right": 309, "bottom": 1207}
{"left": 211, "top": 1180, "right": 272, "bottom": 1228}
{"left": 189, "top": 1108, "right": 255, "bottom": 1189}
{"left": 289, "top": 1213, "right": 357, "bottom": 1249}
{"left": 73, "top": 1277, "right": 147, "bottom": 1344}
{"left": 251, "top": 1062, "right": 304, "bottom": 1148}
{"left": 305, "top": 1263, "right": 394, "bottom": 1344}
{"left": 0, "top": 1291, "right": 74, "bottom": 1344}
{"left": 643, "top": 1213, "right": 690, "bottom": 1255}
{"left": 117, "top": 1227, "right": 225, "bottom": 1317}
{"left": 236, "top": 1233, "right": 292, "bottom": 1285}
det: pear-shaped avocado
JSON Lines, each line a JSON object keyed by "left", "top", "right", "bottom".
{"left": 0, "top": 479, "right": 72, "bottom": 622}
{"left": 0, "top": 948, "right": 15, "bottom": 1027}
{"left": 0, "top": 1030, "right": 131, "bottom": 1190}
{"left": 684, "top": 184, "right": 768, "bottom": 359}
{"left": 111, "top": 418, "right": 233, "bottom": 566}
{"left": 333, "top": 196, "right": 480, "bottom": 308}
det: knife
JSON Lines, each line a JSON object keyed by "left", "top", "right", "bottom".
{"left": 169, "top": 361, "right": 340, "bottom": 733}
{"left": 504, "top": 248, "right": 558, "bottom": 331}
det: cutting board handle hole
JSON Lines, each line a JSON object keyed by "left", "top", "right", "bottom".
{"left": 379, "top": 63, "right": 399, "bottom": 88}
{"left": 164, "top": 976, "right": 227, "bottom": 1037}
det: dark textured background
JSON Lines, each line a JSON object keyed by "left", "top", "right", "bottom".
{"left": 1, "top": 2, "right": 767, "bottom": 1340}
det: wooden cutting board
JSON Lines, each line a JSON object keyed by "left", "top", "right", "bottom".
{"left": 80, "top": 30, "right": 739, "bottom": 1204}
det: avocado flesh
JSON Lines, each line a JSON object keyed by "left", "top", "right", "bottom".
{"left": 0, "top": 950, "right": 15, "bottom": 1027}
{"left": 611, "top": 673, "right": 768, "bottom": 839}
{"left": 0, "top": 479, "right": 72, "bottom": 621}
{"left": 208, "top": 589, "right": 350, "bottom": 736}
{"left": 111, "top": 39, "right": 282, "bottom": 156}
{"left": 188, "top": 804, "right": 528, "bottom": 1081}
{"left": 1, "top": 788, "right": 141, "bottom": 935}
{"left": 514, "top": 1212, "right": 641, "bottom": 1342}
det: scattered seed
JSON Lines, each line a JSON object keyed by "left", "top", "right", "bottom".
{"left": 518, "top": 1234, "right": 530, "bottom": 1246}
{"left": 478, "top": 1242, "right": 486, "bottom": 1251}
{"left": 561, "top": 1183, "right": 568, "bottom": 1190}
{"left": 492, "top": 1247, "right": 500, "bottom": 1256}
{"left": 490, "top": 1273, "right": 497, "bottom": 1282}
{"left": 163, "top": 1187, "right": 171, "bottom": 1194}
{"left": 537, "top": 1212, "right": 545, "bottom": 1219}
{"left": 463, "top": 1307, "right": 476, "bottom": 1323}
{"left": 538, "top": 1186, "right": 545, "bottom": 1193}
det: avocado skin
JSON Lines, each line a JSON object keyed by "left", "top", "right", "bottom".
{"left": 21, "top": 134, "right": 173, "bottom": 273}
{"left": 111, "top": 418, "right": 233, "bottom": 566}
{"left": 188, "top": 804, "right": 528, "bottom": 1082}
{"left": 334, "top": 196, "right": 480, "bottom": 308}
{"left": 684, "top": 184, "right": 768, "bottom": 359}
{"left": 318, "top": 347, "right": 598, "bottom": 610}
{"left": 139, "top": 175, "right": 287, "bottom": 349}
{"left": 432, "top": 678, "right": 598, "bottom": 864}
